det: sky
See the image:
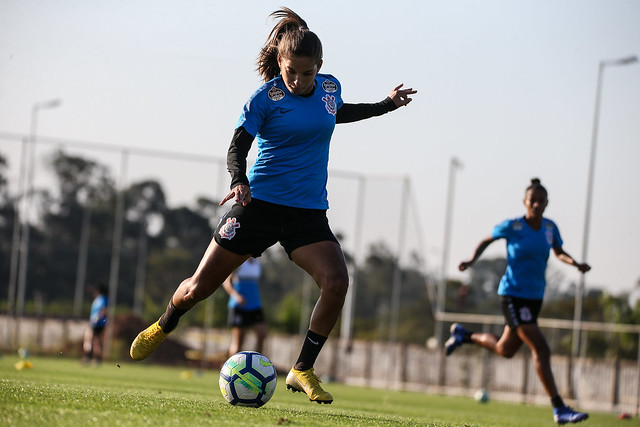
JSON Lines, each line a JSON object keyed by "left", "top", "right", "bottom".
{"left": 1, "top": 0, "right": 639, "bottom": 300}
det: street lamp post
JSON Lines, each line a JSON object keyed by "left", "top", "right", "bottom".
{"left": 14, "top": 99, "right": 62, "bottom": 323}
{"left": 436, "top": 156, "right": 463, "bottom": 346}
{"left": 572, "top": 56, "right": 637, "bottom": 358}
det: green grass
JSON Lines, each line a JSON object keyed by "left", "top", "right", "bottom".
{"left": 0, "top": 354, "right": 620, "bottom": 426}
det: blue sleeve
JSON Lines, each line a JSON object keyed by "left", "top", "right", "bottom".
{"left": 491, "top": 219, "right": 512, "bottom": 240}
{"left": 552, "top": 221, "right": 563, "bottom": 249}
{"left": 236, "top": 86, "right": 269, "bottom": 137}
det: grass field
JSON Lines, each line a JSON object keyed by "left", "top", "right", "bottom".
{"left": 0, "top": 354, "right": 621, "bottom": 426}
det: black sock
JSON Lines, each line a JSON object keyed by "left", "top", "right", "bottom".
{"left": 462, "top": 331, "right": 473, "bottom": 343}
{"left": 551, "top": 395, "right": 565, "bottom": 409}
{"left": 158, "top": 300, "right": 188, "bottom": 333}
{"left": 294, "top": 330, "right": 327, "bottom": 371}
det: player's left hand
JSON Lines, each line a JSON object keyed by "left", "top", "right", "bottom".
{"left": 389, "top": 83, "right": 417, "bottom": 107}
{"left": 576, "top": 263, "right": 591, "bottom": 273}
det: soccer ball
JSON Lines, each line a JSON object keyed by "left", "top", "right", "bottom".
{"left": 474, "top": 388, "right": 489, "bottom": 403}
{"left": 219, "top": 351, "right": 277, "bottom": 407}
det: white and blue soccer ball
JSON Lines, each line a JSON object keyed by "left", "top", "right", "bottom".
{"left": 219, "top": 351, "right": 277, "bottom": 407}
{"left": 474, "top": 388, "right": 490, "bottom": 403}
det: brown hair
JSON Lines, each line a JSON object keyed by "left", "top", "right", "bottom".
{"left": 256, "top": 7, "right": 323, "bottom": 82}
{"left": 526, "top": 177, "right": 548, "bottom": 197}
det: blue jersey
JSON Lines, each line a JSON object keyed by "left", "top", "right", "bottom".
{"left": 492, "top": 217, "right": 563, "bottom": 299}
{"left": 90, "top": 295, "right": 108, "bottom": 328}
{"left": 228, "top": 259, "right": 263, "bottom": 310}
{"left": 237, "top": 74, "right": 343, "bottom": 209}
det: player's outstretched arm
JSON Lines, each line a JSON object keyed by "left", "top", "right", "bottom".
{"left": 552, "top": 247, "right": 591, "bottom": 273}
{"left": 335, "top": 83, "right": 417, "bottom": 124}
{"left": 459, "top": 236, "right": 496, "bottom": 271}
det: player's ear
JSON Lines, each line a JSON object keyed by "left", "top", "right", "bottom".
{"left": 316, "top": 59, "right": 323, "bottom": 73}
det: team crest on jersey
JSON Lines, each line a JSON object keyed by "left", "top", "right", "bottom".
{"left": 322, "top": 80, "right": 337, "bottom": 93}
{"left": 512, "top": 220, "right": 523, "bottom": 231}
{"left": 322, "top": 94, "right": 337, "bottom": 115}
{"left": 268, "top": 86, "right": 285, "bottom": 101}
{"left": 519, "top": 306, "right": 532, "bottom": 322}
{"left": 219, "top": 217, "right": 241, "bottom": 240}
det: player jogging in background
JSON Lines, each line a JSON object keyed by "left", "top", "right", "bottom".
{"left": 222, "top": 257, "right": 267, "bottom": 357}
{"left": 83, "top": 284, "right": 108, "bottom": 365}
{"left": 129, "top": 7, "right": 416, "bottom": 404}
{"left": 447, "top": 178, "right": 591, "bottom": 424}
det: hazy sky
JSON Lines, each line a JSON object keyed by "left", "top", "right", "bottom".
{"left": 1, "top": 0, "right": 639, "bottom": 300}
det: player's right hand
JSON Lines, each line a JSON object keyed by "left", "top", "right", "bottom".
{"left": 220, "top": 184, "right": 252, "bottom": 206}
{"left": 458, "top": 261, "right": 473, "bottom": 271}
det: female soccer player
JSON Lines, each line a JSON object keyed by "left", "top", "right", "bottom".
{"left": 83, "top": 284, "right": 108, "bottom": 365}
{"left": 447, "top": 178, "right": 590, "bottom": 424}
{"left": 129, "top": 7, "right": 416, "bottom": 404}
{"left": 222, "top": 257, "right": 267, "bottom": 357}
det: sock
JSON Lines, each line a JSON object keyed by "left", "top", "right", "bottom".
{"left": 158, "top": 300, "right": 188, "bottom": 333}
{"left": 462, "top": 331, "right": 473, "bottom": 343}
{"left": 551, "top": 395, "right": 565, "bottom": 409}
{"left": 293, "top": 330, "right": 327, "bottom": 371}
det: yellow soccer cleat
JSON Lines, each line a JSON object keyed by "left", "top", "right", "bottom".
{"left": 129, "top": 320, "right": 168, "bottom": 361}
{"left": 285, "top": 367, "right": 333, "bottom": 404}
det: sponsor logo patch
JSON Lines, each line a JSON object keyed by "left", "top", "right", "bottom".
{"left": 268, "top": 86, "right": 285, "bottom": 101}
{"left": 219, "top": 217, "right": 241, "bottom": 240}
{"left": 321, "top": 79, "right": 337, "bottom": 93}
{"left": 322, "top": 94, "right": 337, "bottom": 115}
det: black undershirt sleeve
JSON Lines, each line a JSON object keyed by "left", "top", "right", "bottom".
{"left": 227, "top": 126, "right": 255, "bottom": 189}
{"left": 335, "top": 96, "right": 398, "bottom": 124}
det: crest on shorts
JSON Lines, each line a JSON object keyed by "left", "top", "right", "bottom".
{"left": 219, "top": 217, "right": 241, "bottom": 240}
{"left": 322, "top": 79, "right": 337, "bottom": 93}
{"left": 322, "top": 94, "right": 337, "bottom": 115}
{"left": 268, "top": 86, "right": 285, "bottom": 101}
{"left": 519, "top": 307, "right": 532, "bottom": 322}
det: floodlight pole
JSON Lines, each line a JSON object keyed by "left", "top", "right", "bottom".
{"left": 340, "top": 175, "right": 365, "bottom": 347}
{"left": 572, "top": 55, "right": 637, "bottom": 358}
{"left": 436, "top": 157, "right": 462, "bottom": 346}
{"left": 103, "top": 150, "right": 129, "bottom": 360}
{"left": 14, "top": 99, "right": 61, "bottom": 325}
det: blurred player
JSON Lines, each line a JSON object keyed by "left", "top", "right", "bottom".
{"left": 83, "top": 284, "right": 108, "bottom": 365}
{"left": 129, "top": 7, "right": 416, "bottom": 404}
{"left": 222, "top": 257, "right": 267, "bottom": 357}
{"left": 448, "top": 178, "right": 590, "bottom": 424}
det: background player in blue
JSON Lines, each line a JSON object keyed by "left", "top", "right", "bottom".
{"left": 446, "top": 178, "right": 591, "bottom": 425}
{"left": 129, "top": 7, "right": 416, "bottom": 404}
{"left": 83, "top": 284, "right": 108, "bottom": 365}
{"left": 222, "top": 258, "right": 267, "bottom": 357}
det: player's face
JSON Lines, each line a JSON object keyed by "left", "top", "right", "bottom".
{"left": 277, "top": 54, "right": 322, "bottom": 96}
{"left": 523, "top": 188, "right": 548, "bottom": 219}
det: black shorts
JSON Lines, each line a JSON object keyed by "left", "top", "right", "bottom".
{"left": 501, "top": 295, "right": 543, "bottom": 329}
{"left": 228, "top": 307, "right": 265, "bottom": 328}
{"left": 92, "top": 325, "right": 105, "bottom": 335}
{"left": 213, "top": 198, "right": 339, "bottom": 258}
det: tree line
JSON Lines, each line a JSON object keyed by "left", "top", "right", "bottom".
{"left": 0, "top": 149, "right": 638, "bottom": 358}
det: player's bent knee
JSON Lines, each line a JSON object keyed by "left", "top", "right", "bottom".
{"left": 320, "top": 275, "right": 348, "bottom": 300}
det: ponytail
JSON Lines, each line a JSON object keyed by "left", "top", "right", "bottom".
{"left": 256, "top": 7, "right": 323, "bottom": 82}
